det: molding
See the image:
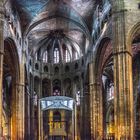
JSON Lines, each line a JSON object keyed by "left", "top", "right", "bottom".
{"left": 113, "top": 50, "right": 132, "bottom": 57}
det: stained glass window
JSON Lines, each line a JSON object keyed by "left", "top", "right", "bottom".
{"left": 54, "top": 48, "right": 60, "bottom": 63}
{"left": 65, "top": 49, "right": 70, "bottom": 62}
{"left": 43, "top": 51, "right": 48, "bottom": 63}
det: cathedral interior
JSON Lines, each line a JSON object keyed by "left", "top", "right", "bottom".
{"left": 0, "top": 0, "right": 140, "bottom": 140}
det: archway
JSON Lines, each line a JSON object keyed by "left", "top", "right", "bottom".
{"left": 106, "top": 105, "right": 115, "bottom": 139}
{"left": 128, "top": 22, "right": 140, "bottom": 140}
{"left": 132, "top": 35, "right": 140, "bottom": 140}
{"left": 93, "top": 37, "right": 113, "bottom": 139}
{"left": 2, "top": 38, "right": 20, "bottom": 140}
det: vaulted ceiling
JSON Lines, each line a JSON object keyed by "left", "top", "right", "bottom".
{"left": 10, "top": 0, "right": 96, "bottom": 59}
{"left": 11, "top": 0, "right": 95, "bottom": 31}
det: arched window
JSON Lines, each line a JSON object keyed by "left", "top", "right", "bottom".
{"left": 75, "top": 51, "right": 78, "bottom": 60}
{"left": 54, "top": 47, "right": 60, "bottom": 63}
{"left": 43, "top": 51, "right": 48, "bottom": 63}
{"left": 65, "top": 49, "right": 70, "bottom": 62}
{"left": 35, "top": 53, "right": 38, "bottom": 60}
{"left": 76, "top": 90, "right": 80, "bottom": 105}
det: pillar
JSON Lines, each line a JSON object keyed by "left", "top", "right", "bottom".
{"left": 49, "top": 111, "right": 53, "bottom": 135}
{"left": 89, "top": 63, "right": 94, "bottom": 140}
{"left": 89, "top": 63, "right": 103, "bottom": 140}
{"left": 16, "top": 83, "right": 25, "bottom": 140}
{"left": 75, "top": 76, "right": 82, "bottom": 140}
{"left": 38, "top": 78, "right": 43, "bottom": 140}
{"left": 74, "top": 103, "right": 78, "bottom": 140}
{"left": 0, "top": 1, "right": 4, "bottom": 138}
{"left": 112, "top": 1, "right": 134, "bottom": 139}
{"left": 78, "top": 77, "right": 84, "bottom": 140}
{"left": 26, "top": 86, "right": 31, "bottom": 139}
{"left": 30, "top": 73, "right": 35, "bottom": 139}
{"left": 17, "top": 52, "right": 25, "bottom": 139}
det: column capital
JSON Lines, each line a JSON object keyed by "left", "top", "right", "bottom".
{"left": 113, "top": 50, "right": 132, "bottom": 57}
{"left": 93, "top": 82, "right": 101, "bottom": 86}
{"left": 15, "top": 83, "right": 25, "bottom": 94}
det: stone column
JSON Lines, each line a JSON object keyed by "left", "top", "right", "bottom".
{"left": 74, "top": 102, "right": 77, "bottom": 140}
{"left": 30, "top": 74, "right": 35, "bottom": 140}
{"left": 38, "top": 99, "right": 43, "bottom": 140}
{"left": 112, "top": 1, "right": 134, "bottom": 139}
{"left": 16, "top": 83, "right": 25, "bottom": 140}
{"left": 89, "top": 63, "right": 103, "bottom": 140}
{"left": 17, "top": 52, "right": 25, "bottom": 140}
{"left": 71, "top": 82, "right": 76, "bottom": 139}
{"left": 26, "top": 86, "right": 31, "bottom": 139}
{"left": 92, "top": 83, "right": 103, "bottom": 140}
{"left": 49, "top": 111, "right": 53, "bottom": 135}
{"left": 75, "top": 76, "right": 82, "bottom": 140}
{"left": 89, "top": 63, "right": 94, "bottom": 139}
{"left": 0, "top": 1, "right": 4, "bottom": 138}
{"left": 38, "top": 78, "right": 43, "bottom": 140}
{"left": 79, "top": 78, "right": 84, "bottom": 140}
{"left": 10, "top": 81, "right": 18, "bottom": 140}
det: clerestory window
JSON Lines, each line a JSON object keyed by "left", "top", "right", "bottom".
{"left": 65, "top": 49, "right": 70, "bottom": 62}
{"left": 54, "top": 48, "right": 60, "bottom": 63}
{"left": 43, "top": 51, "right": 48, "bottom": 63}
